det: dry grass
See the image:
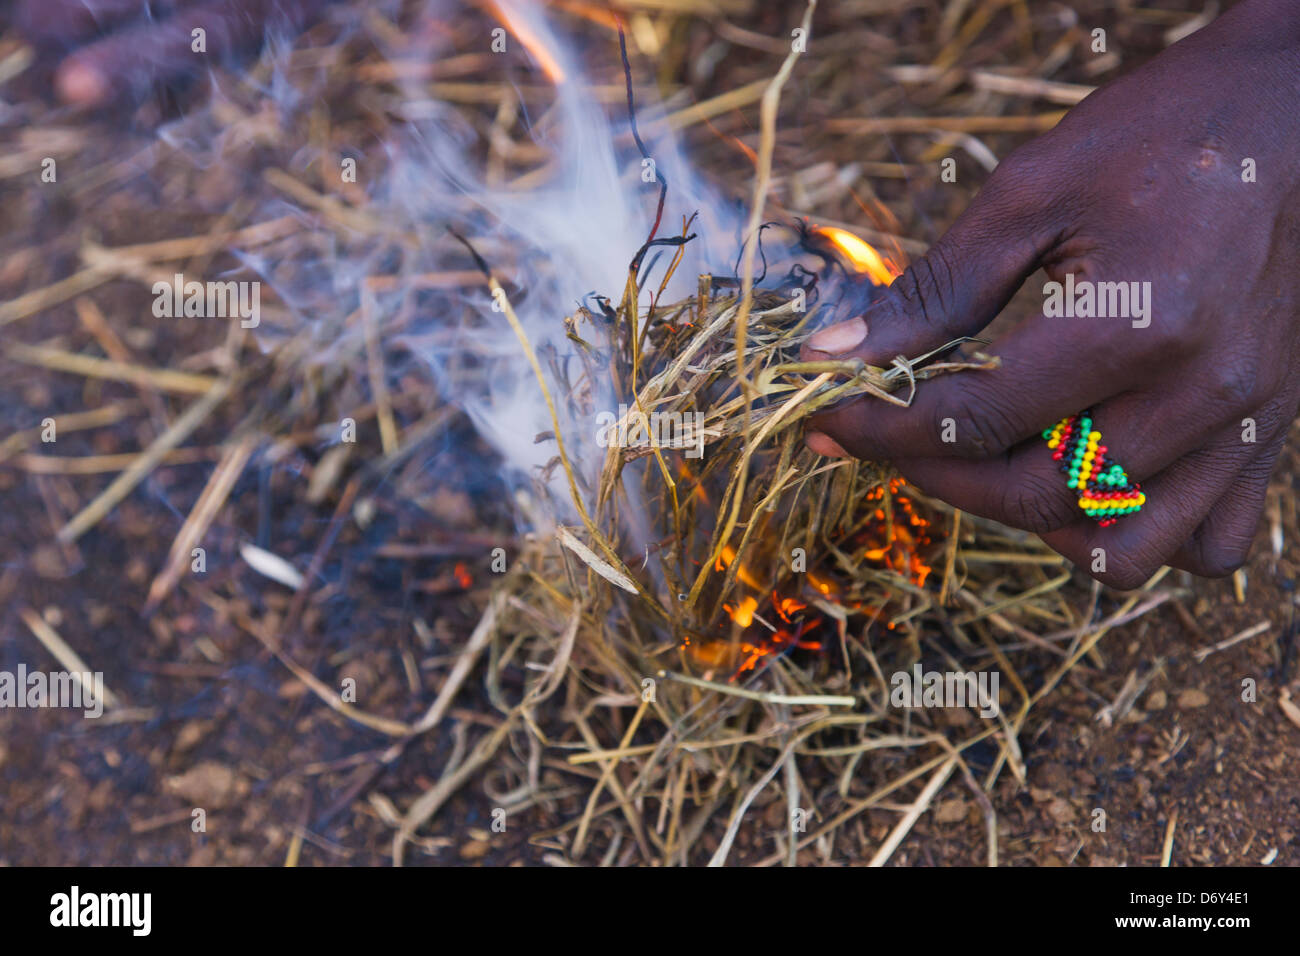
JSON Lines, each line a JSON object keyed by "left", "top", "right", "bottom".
{"left": 0, "top": 0, "right": 1218, "bottom": 865}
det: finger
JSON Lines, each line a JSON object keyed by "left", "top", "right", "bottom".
{"left": 801, "top": 138, "right": 1073, "bottom": 366}
{"left": 53, "top": 0, "right": 327, "bottom": 106}
{"left": 1059, "top": 385, "right": 1261, "bottom": 484}
{"left": 885, "top": 449, "right": 1085, "bottom": 535}
{"left": 807, "top": 300, "right": 1274, "bottom": 467}
{"left": 1168, "top": 432, "right": 1285, "bottom": 577}
{"left": 806, "top": 313, "right": 1130, "bottom": 461}
{"left": 860, "top": 381, "right": 1269, "bottom": 524}
{"left": 881, "top": 402, "right": 1151, "bottom": 535}
{"left": 1039, "top": 423, "right": 1279, "bottom": 590}
{"left": 820, "top": 384, "right": 1276, "bottom": 534}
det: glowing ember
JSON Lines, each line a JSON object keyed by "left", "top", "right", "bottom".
{"left": 851, "top": 479, "right": 934, "bottom": 588}
{"left": 733, "top": 625, "right": 822, "bottom": 678}
{"left": 774, "top": 594, "right": 806, "bottom": 622}
{"left": 675, "top": 221, "right": 926, "bottom": 680}
{"left": 816, "top": 225, "right": 903, "bottom": 286}
{"left": 688, "top": 479, "right": 935, "bottom": 681}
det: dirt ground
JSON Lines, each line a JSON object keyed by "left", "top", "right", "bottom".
{"left": 1, "top": 0, "right": 1296, "bottom": 866}
{"left": 3, "top": 454, "right": 1296, "bottom": 866}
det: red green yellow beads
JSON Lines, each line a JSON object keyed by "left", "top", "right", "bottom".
{"left": 1042, "top": 411, "right": 1144, "bottom": 527}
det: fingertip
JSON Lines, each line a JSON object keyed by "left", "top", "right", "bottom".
{"left": 803, "top": 317, "right": 867, "bottom": 360}
{"left": 56, "top": 60, "right": 111, "bottom": 106}
{"left": 806, "top": 431, "right": 851, "bottom": 459}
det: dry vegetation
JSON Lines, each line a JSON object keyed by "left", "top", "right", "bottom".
{"left": 2, "top": 0, "right": 1296, "bottom": 867}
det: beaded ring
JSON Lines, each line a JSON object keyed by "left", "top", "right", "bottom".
{"left": 1043, "top": 412, "right": 1145, "bottom": 527}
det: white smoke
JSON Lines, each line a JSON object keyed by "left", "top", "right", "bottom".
{"left": 378, "top": 0, "right": 741, "bottom": 511}
{"left": 156, "top": 0, "right": 746, "bottom": 539}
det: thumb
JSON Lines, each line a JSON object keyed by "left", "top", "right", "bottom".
{"left": 802, "top": 150, "right": 1066, "bottom": 366}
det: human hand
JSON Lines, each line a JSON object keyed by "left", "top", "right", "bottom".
{"left": 803, "top": 0, "right": 1300, "bottom": 589}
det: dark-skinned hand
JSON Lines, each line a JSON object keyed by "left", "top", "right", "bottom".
{"left": 803, "top": 0, "right": 1300, "bottom": 591}
{"left": 8, "top": 0, "right": 328, "bottom": 107}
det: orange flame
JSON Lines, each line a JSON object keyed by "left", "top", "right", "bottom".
{"left": 688, "top": 480, "right": 935, "bottom": 678}
{"left": 547, "top": 0, "right": 622, "bottom": 31}
{"left": 715, "top": 545, "right": 763, "bottom": 590}
{"left": 774, "top": 594, "right": 806, "bottom": 622}
{"left": 726, "top": 596, "right": 758, "bottom": 629}
{"left": 485, "top": 0, "right": 567, "bottom": 84}
{"left": 853, "top": 479, "right": 933, "bottom": 587}
{"left": 816, "top": 226, "right": 903, "bottom": 286}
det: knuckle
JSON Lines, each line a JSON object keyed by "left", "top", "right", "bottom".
{"left": 1184, "top": 476, "right": 1270, "bottom": 577}
{"left": 919, "top": 246, "right": 960, "bottom": 320}
{"left": 891, "top": 253, "right": 958, "bottom": 332}
{"left": 1103, "top": 507, "right": 1193, "bottom": 590}
{"left": 1243, "top": 398, "right": 1289, "bottom": 446}
{"left": 948, "top": 410, "right": 1003, "bottom": 457}
{"left": 1207, "top": 362, "right": 1262, "bottom": 411}
{"left": 976, "top": 135, "right": 1079, "bottom": 245}
{"left": 984, "top": 137, "right": 1069, "bottom": 210}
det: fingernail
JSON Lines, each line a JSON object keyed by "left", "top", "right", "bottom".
{"left": 806, "top": 432, "right": 850, "bottom": 458}
{"left": 56, "top": 62, "right": 110, "bottom": 107}
{"left": 806, "top": 317, "right": 867, "bottom": 356}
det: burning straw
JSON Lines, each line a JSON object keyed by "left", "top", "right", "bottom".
{"left": 3, "top": 0, "right": 1186, "bottom": 867}
{"left": 382, "top": 3, "right": 1173, "bottom": 868}
{"left": 393, "top": 8, "right": 1030, "bottom": 866}
{"left": 440, "top": 206, "right": 1012, "bottom": 864}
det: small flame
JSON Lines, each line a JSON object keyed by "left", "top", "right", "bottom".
{"left": 687, "top": 480, "right": 934, "bottom": 679}
{"left": 806, "top": 568, "right": 839, "bottom": 597}
{"left": 816, "top": 226, "right": 903, "bottom": 286}
{"left": 548, "top": 0, "right": 623, "bottom": 31}
{"left": 715, "top": 545, "right": 763, "bottom": 590}
{"left": 486, "top": 0, "right": 567, "bottom": 84}
{"left": 854, "top": 479, "right": 933, "bottom": 587}
{"left": 725, "top": 596, "right": 758, "bottom": 629}
{"left": 454, "top": 562, "right": 474, "bottom": 589}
